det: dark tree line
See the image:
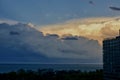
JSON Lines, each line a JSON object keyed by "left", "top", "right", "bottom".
{"left": 0, "top": 69, "right": 103, "bottom": 80}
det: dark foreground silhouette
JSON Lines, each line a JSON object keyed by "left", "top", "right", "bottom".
{"left": 0, "top": 69, "right": 103, "bottom": 80}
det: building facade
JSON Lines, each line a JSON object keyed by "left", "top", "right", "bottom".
{"left": 103, "top": 36, "right": 120, "bottom": 80}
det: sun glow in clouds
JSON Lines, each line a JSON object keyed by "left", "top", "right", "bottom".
{"left": 39, "top": 17, "right": 120, "bottom": 45}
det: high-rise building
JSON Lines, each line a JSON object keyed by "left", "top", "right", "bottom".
{"left": 103, "top": 35, "right": 120, "bottom": 80}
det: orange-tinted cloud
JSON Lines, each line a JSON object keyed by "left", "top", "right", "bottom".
{"left": 39, "top": 17, "right": 120, "bottom": 45}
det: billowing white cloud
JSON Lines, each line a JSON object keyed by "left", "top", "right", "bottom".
{"left": 0, "top": 19, "right": 18, "bottom": 25}
{"left": 39, "top": 17, "right": 120, "bottom": 45}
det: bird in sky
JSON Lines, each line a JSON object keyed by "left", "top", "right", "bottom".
{"left": 89, "top": 1, "right": 95, "bottom": 5}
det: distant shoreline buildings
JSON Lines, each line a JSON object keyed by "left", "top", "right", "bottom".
{"left": 103, "top": 31, "right": 120, "bottom": 80}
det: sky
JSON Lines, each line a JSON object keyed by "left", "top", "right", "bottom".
{"left": 0, "top": 0, "right": 120, "bottom": 63}
{"left": 0, "top": 0, "right": 120, "bottom": 25}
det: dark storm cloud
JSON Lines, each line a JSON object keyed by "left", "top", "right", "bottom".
{"left": 109, "top": 6, "right": 120, "bottom": 11}
{"left": 0, "top": 21, "right": 102, "bottom": 63}
{"left": 61, "top": 36, "right": 78, "bottom": 40}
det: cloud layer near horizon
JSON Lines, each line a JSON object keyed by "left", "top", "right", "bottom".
{"left": 40, "top": 17, "right": 120, "bottom": 45}
{"left": 0, "top": 22, "right": 102, "bottom": 63}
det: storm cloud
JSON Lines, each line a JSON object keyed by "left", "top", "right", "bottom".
{"left": 0, "top": 22, "right": 102, "bottom": 63}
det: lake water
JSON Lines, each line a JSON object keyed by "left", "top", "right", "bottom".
{"left": 0, "top": 64, "right": 103, "bottom": 73}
